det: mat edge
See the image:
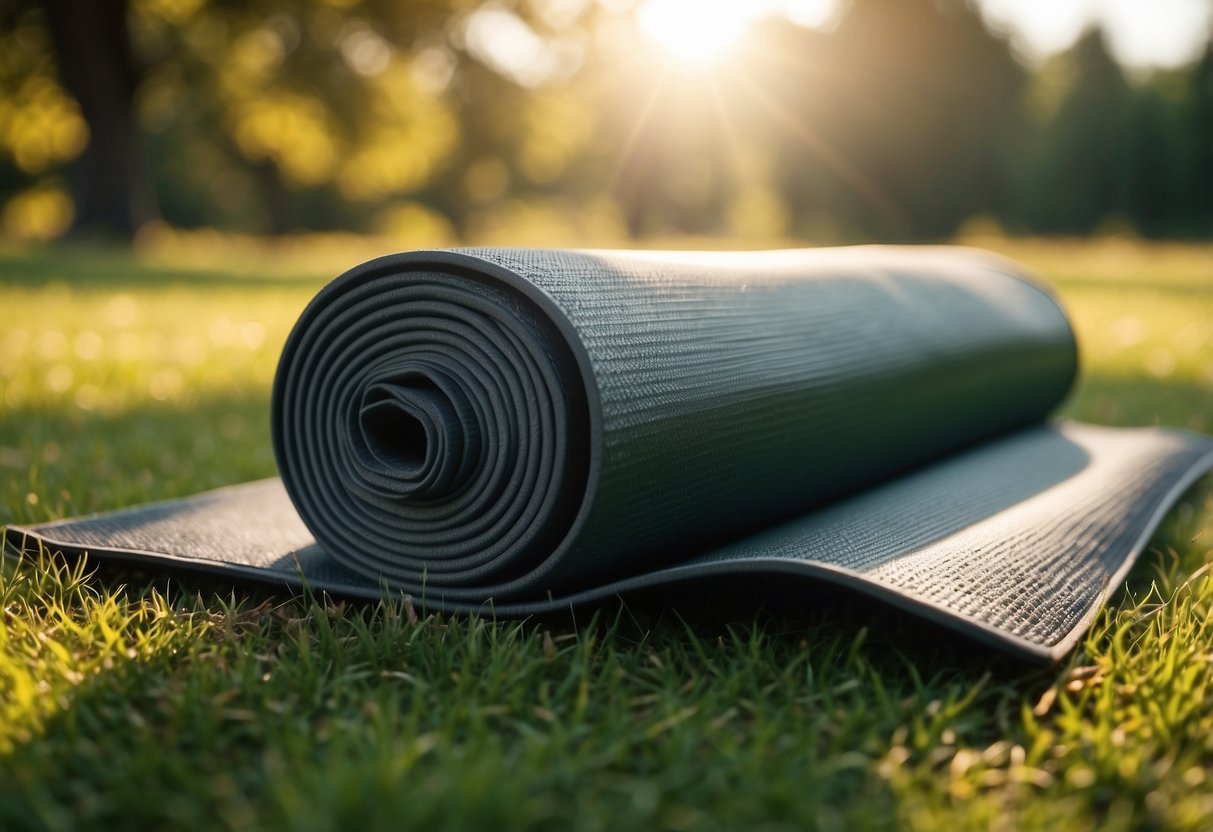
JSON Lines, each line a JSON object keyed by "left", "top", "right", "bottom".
{"left": 6, "top": 445, "right": 1210, "bottom": 665}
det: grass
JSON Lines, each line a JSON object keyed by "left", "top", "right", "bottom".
{"left": 0, "top": 236, "right": 1211, "bottom": 831}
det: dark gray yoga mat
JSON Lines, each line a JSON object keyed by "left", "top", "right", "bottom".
{"left": 6, "top": 246, "right": 1211, "bottom": 662}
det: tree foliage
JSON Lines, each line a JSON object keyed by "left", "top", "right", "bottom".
{"left": 0, "top": 0, "right": 1209, "bottom": 242}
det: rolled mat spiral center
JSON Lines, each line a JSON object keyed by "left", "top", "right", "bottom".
{"left": 6, "top": 246, "right": 1211, "bottom": 662}
{"left": 274, "top": 266, "right": 593, "bottom": 590}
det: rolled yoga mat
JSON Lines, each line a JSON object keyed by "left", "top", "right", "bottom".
{"left": 5, "top": 247, "right": 1211, "bottom": 662}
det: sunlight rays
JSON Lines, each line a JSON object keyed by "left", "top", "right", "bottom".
{"left": 730, "top": 71, "right": 909, "bottom": 236}
{"left": 604, "top": 4, "right": 907, "bottom": 240}
{"left": 605, "top": 69, "right": 669, "bottom": 194}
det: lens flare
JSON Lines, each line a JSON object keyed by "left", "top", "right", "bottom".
{"left": 638, "top": 0, "right": 750, "bottom": 67}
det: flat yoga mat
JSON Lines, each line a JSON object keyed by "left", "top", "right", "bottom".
{"left": 6, "top": 247, "right": 1211, "bottom": 662}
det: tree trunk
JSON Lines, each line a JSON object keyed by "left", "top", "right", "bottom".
{"left": 253, "top": 160, "right": 292, "bottom": 236}
{"left": 44, "top": 0, "right": 156, "bottom": 240}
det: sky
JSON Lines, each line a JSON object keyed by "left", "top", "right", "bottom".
{"left": 759, "top": 0, "right": 1213, "bottom": 69}
{"left": 483, "top": 1, "right": 1212, "bottom": 90}
{"left": 976, "top": 0, "right": 1213, "bottom": 69}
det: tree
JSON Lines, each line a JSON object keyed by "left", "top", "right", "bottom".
{"left": 751, "top": 0, "right": 1026, "bottom": 240}
{"left": 2, "top": 0, "right": 1210, "bottom": 242}
{"left": 42, "top": 0, "right": 157, "bottom": 238}
{"left": 1124, "top": 73, "right": 1189, "bottom": 237}
{"left": 3, "top": 0, "right": 458, "bottom": 239}
{"left": 1018, "top": 27, "right": 1134, "bottom": 234}
{"left": 1185, "top": 40, "right": 1213, "bottom": 235}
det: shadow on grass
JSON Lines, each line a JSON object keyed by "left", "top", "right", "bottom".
{"left": 6, "top": 366, "right": 1209, "bottom": 670}
{"left": 2, "top": 357, "right": 1210, "bottom": 827}
{"left": 4, "top": 463, "right": 1208, "bottom": 829}
{"left": 0, "top": 545, "right": 1000, "bottom": 831}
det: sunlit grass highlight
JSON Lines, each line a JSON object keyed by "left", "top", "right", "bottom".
{"left": 0, "top": 237, "right": 1210, "bottom": 830}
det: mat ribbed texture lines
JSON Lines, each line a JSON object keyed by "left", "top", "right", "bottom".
{"left": 6, "top": 246, "right": 1211, "bottom": 662}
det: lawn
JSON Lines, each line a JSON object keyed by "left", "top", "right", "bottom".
{"left": 1, "top": 237, "right": 1211, "bottom": 831}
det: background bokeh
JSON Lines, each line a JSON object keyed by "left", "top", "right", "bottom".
{"left": 2, "top": 7, "right": 1213, "bottom": 828}
{"left": 0, "top": 0, "right": 1210, "bottom": 246}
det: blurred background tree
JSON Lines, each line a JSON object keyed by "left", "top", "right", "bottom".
{"left": 0, "top": 0, "right": 1209, "bottom": 244}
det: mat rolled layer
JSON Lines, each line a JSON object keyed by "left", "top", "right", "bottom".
{"left": 6, "top": 247, "right": 1211, "bottom": 662}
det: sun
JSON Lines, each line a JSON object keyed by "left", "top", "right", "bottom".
{"left": 637, "top": 0, "right": 751, "bottom": 68}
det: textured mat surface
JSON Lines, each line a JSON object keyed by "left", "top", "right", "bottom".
{"left": 6, "top": 247, "right": 1211, "bottom": 661}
